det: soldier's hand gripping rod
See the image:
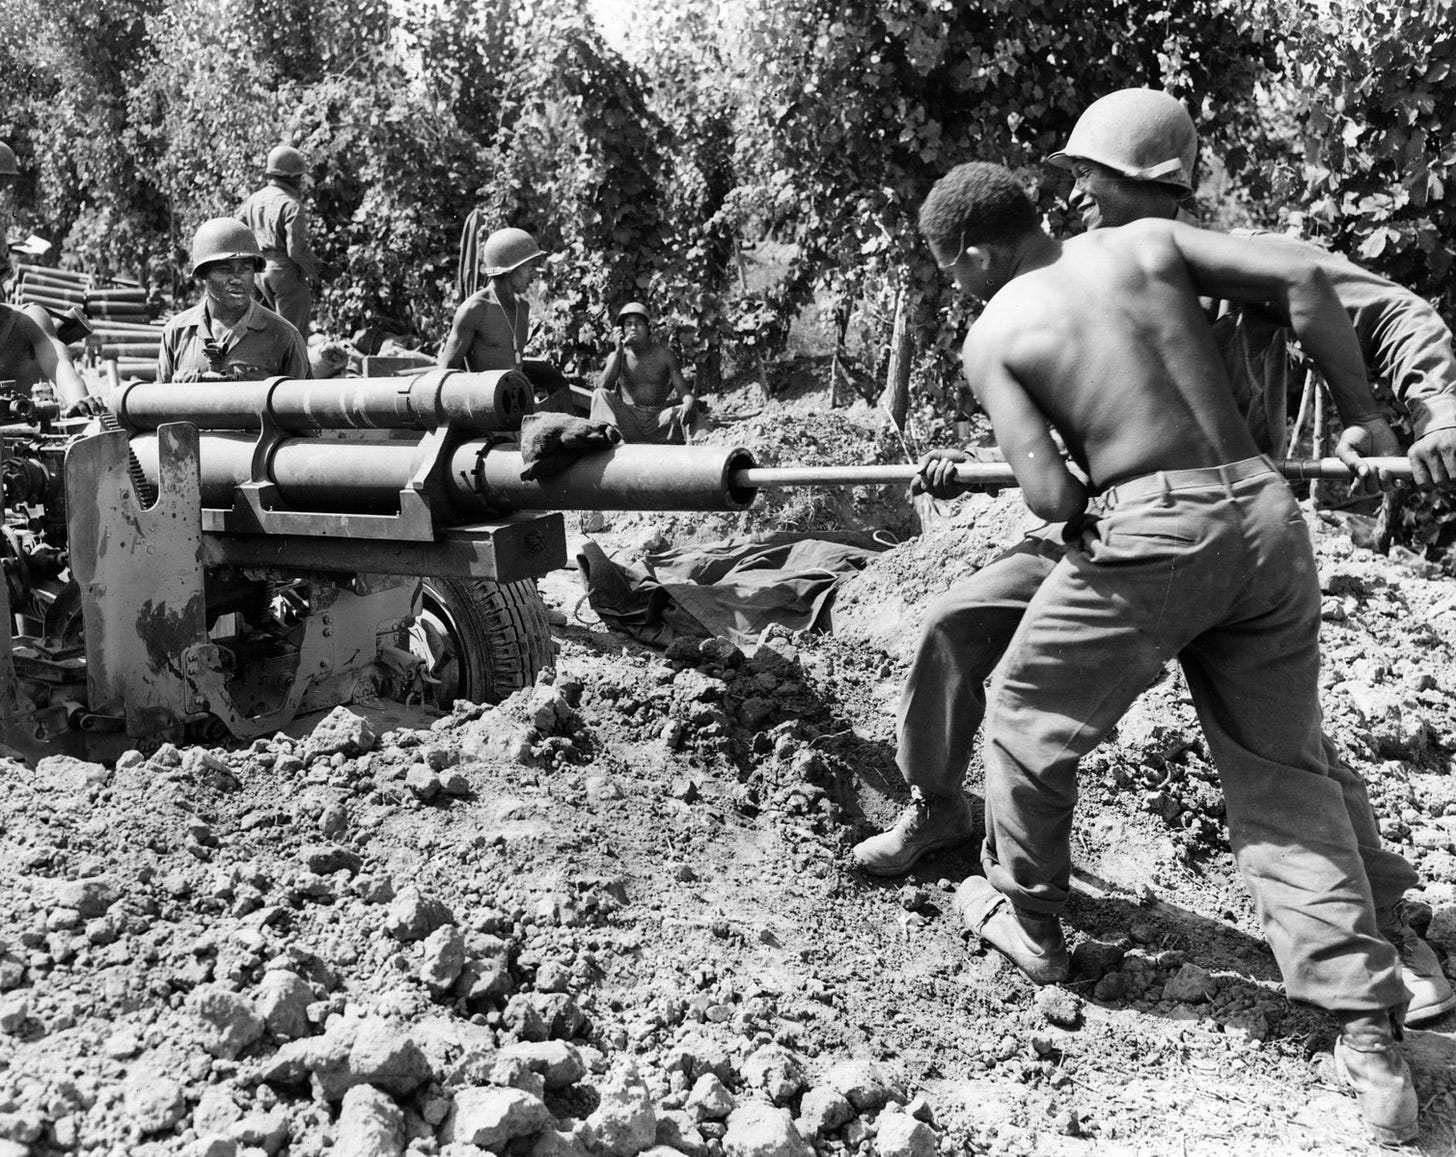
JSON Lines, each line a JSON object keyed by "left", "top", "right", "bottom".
{"left": 730, "top": 457, "right": 1414, "bottom": 489}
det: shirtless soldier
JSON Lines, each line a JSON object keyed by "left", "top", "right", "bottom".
{"left": 921, "top": 160, "right": 1417, "bottom": 1145}
{"left": 855, "top": 88, "right": 1456, "bottom": 1028}
{"left": 439, "top": 226, "right": 575, "bottom": 409}
{"left": 589, "top": 302, "right": 697, "bottom": 444}
{"left": 440, "top": 228, "right": 542, "bottom": 373}
{"left": 0, "top": 291, "right": 93, "bottom": 411}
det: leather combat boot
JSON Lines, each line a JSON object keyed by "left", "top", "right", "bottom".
{"left": 953, "top": 876, "right": 1069, "bottom": 984}
{"left": 1381, "top": 903, "right": 1456, "bottom": 1026}
{"left": 851, "top": 788, "right": 975, "bottom": 876}
{"left": 1333, "top": 1024, "right": 1419, "bottom": 1145}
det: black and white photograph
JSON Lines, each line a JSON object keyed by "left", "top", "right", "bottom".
{"left": 1, "top": 0, "right": 1455, "bottom": 1153}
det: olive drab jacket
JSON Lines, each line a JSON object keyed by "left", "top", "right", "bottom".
{"left": 157, "top": 299, "right": 311, "bottom": 383}
{"left": 237, "top": 183, "right": 319, "bottom": 281}
{"left": 1207, "top": 229, "right": 1456, "bottom": 457}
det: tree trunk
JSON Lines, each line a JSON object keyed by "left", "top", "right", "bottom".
{"left": 734, "top": 240, "right": 771, "bottom": 402}
{"left": 880, "top": 283, "right": 913, "bottom": 430}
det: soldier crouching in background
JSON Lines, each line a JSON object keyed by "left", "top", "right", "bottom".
{"left": 590, "top": 302, "right": 697, "bottom": 445}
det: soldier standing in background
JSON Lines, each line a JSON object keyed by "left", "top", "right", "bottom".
{"left": 237, "top": 145, "right": 319, "bottom": 338}
{"left": 0, "top": 143, "right": 19, "bottom": 249}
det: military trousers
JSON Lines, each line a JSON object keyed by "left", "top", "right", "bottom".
{"left": 972, "top": 459, "right": 1403, "bottom": 1010}
{"left": 256, "top": 260, "right": 312, "bottom": 339}
{"left": 896, "top": 510, "right": 1417, "bottom": 930}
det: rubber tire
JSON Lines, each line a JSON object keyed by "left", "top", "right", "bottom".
{"left": 415, "top": 577, "right": 554, "bottom": 707}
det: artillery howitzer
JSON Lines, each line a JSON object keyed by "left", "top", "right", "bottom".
{"left": 0, "top": 369, "right": 765, "bottom": 763}
{"left": 0, "top": 364, "right": 1407, "bottom": 764}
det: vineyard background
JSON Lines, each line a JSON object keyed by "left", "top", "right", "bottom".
{"left": 1, "top": 0, "right": 1454, "bottom": 539}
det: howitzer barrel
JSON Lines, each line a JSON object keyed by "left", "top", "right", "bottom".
{"left": 457, "top": 444, "right": 759, "bottom": 512}
{"left": 128, "top": 432, "right": 760, "bottom": 517}
{"left": 125, "top": 412, "right": 1407, "bottom": 527}
{"left": 130, "top": 432, "right": 427, "bottom": 512}
{"left": 730, "top": 457, "right": 1414, "bottom": 489}
{"left": 116, "top": 369, "right": 533, "bottom": 434}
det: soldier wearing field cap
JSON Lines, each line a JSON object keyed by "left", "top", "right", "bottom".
{"left": 158, "top": 218, "right": 310, "bottom": 383}
{"left": 590, "top": 302, "right": 696, "bottom": 444}
{"left": 237, "top": 144, "right": 319, "bottom": 337}
{"left": 856, "top": 87, "right": 1456, "bottom": 1034}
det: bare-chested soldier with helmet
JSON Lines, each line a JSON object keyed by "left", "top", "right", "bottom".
{"left": 440, "top": 227, "right": 545, "bottom": 374}
{"left": 439, "top": 226, "right": 576, "bottom": 409}
{"left": 590, "top": 302, "right": 697, "bottom": 444}
{"left": 856, "top": 88, "right": 1456, "bottom": 1038}
{"left": 919, "top": 160, "right": 1417, "bottom": 1146}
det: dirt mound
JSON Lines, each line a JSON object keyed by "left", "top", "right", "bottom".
{"left": 830, "top": 490, "right": 1043, "bottom": 662}
{"left": 4, "top": 388, "right": 1456, "bottom": 1153}
{"left": 589, "top": 401, "right": 920, "bottom": 557}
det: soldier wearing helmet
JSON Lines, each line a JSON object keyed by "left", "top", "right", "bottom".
{"left": 157, "top": 218, "right": 310, "bottom": 383}
{"left": 0, "top": 141, "right": 17, "bottom": 191}
{"left": 1049, "top": 91, "right": 1456, "bottom": 480}
{"left": 857, "top": 87, "right": 1456, "bottom": 1035}
{"left": 439, "top": 226, "right": 573, "bottom": 405}
{"left": 236, "top": 144, "right": 320, "bottom": 337}
{"left": 589, "top": 302, "right": 696, "bottom": 444}
{"left": 1046, "top": 88, "right": 1198, "bottom": 228}
{"left": 0, "top": 142, "right": 19, "bottom": 257}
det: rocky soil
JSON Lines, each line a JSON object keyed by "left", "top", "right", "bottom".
{"left": 3, "top": 390, "right": 1456, "bottom": 1157}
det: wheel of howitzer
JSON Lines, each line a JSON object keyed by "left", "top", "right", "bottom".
{"left": 412, "top": 577, "right": 554, "bottom": 709}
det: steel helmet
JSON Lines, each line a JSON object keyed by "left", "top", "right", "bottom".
{"left": 189, "top": 217, "right": 264, "bottom": 277}
{"left": 1047, "top": 89, "right": 1198, "bottom": 194}
{"left": 0, "top": 142, "right": 17, "bottom": 178}
{"left": 481, "top": 228, "right": 546, "bottom": 276}
{"left": 265, "top": 144, "right": 307, "bottom": 180}
{"left": 617, "top": 302, "right": 650, "bottom": 324}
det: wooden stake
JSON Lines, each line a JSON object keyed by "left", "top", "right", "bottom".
{"left": 734, "top": 241, "right": 771, "bottom": 405}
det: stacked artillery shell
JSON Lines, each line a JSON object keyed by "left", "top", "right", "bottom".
{"left": 9, "top": 263, "right": 154, "bottom": 323}
{"left": 7, "top": 264, "right": 162, "bottom": 381}
{"left": 99, "top": 345, "right": 162, "bottom": 381}
{"left": 85, "top": 285, "right": 151, "bottom": 323}
{"left": 11, "top": 265, "right": 90, "bottom": 313}
{"left": 95, "top": 322, "right": 165, "bottom": 379}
